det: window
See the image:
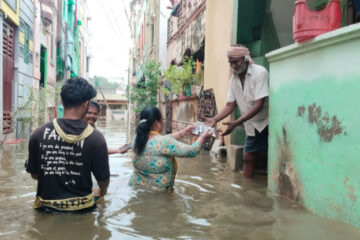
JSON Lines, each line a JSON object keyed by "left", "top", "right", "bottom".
{"left": 51, "top": 34, "right": 54, "bottom": 62}
{"left": 86, "top": 56, "right": 90, "bottom": 73}
{"left": 151, "top": 23, "right": 154, "bottom": 48}
{"left": 24, "top": 23, "right": 30, "bottom": 64}
{"left": 29, "top": 52, "right": 33, "bottom": 64}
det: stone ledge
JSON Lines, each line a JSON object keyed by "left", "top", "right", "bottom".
{"left": 266, "top": 23, "right": 360, "bottom": 63}
{"left": 227, "top": 144, "right": 244, "bottom": 171}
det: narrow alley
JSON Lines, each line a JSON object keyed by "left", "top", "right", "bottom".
{"left": 1, "top": 0, "right": 360, "bottom": 238}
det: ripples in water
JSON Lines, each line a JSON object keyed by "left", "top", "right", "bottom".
{"left": 1, "top": 121, "right": 360, "bottom": 239}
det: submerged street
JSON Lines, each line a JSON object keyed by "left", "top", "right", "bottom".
{"left": 1, "top": 121, "right": 360, "bottom": 240}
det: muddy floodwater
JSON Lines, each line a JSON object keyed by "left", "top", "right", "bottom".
{"left": 1, "top": 121, "right": 360, "bottom": 240}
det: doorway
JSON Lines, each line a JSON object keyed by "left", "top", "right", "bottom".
{"left": 40, "top": 45, "right": 47, "bottom": 88}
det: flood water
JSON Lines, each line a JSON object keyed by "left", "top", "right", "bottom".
{"left": 1, "top": 121, "right": 360, "bottom": 240}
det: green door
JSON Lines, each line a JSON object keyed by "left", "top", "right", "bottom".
{"left": 233, "top": 0, "right": 280, "bottom": 69}
{"left": 40, "top": 45, "right": 47, "bottom": 88}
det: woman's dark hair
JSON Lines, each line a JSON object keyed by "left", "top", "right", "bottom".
{"left": 89, "top": 101, "right": 100, "bottom": 113}
{"left": 134, "top": 106, "right": 162, "bottom": 155}
{"left": 61, "top": 78, "right": 97, "bottom": 108}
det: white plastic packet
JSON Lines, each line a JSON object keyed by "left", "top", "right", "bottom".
{"left": 192, "top": 121, "right": 216, "bottom": 137}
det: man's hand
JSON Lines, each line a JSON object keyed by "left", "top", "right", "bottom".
{"left": 221, "top": 121, "right": 237, "bottom": 136}
{"left": 97, "top": 180, "right": 109, "bottom": 197}
{"left": 118, "top": 144, "right": 131, "bottom": 154}
{"left": 202, "top": 115, "right": 216, "bottom": 127}
{"left": 31, "top": 173, "right": 38, "bottom": 180}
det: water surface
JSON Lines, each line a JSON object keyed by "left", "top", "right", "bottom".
{"left": 1, "top": 121, "right": 360, "bottom": 240}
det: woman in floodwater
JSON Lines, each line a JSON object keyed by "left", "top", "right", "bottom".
{"left": 129, "top": 106, "right": 212, "bottom": 191}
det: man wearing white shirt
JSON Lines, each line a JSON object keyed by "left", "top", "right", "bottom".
{"left": 204, "top": 44, "right": 269, "bottom": 178}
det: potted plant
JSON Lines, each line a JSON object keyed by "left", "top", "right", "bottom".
{"left": 162, "top": 57, "right": 203, "bottom": 98}
{"left": 163, "top": 64, "right": 184, "bottom": 98}
{"left": 191, "top": 60, "right": 203, "bottom": 96}
{"left": 180, "top": 57, "right": 194, "bottom": 97}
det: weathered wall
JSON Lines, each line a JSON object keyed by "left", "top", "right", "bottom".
{"left": 266, "top": 24, "right": 360, "bottom": 228}
{"left": 78, "top": 0, "right": 89, "bottom": 79}
{"left": 171, "top": 96, "right": 198, "bottom": 144}
{"left": 14, "top": 0, "right": 34, "bottom": 138}
{"left": 16, "top": 0, "right": 34, "bottom": 108}
{"left": 203, "top": 0, "right": 233, "bottom": 140}
{"left": 167, "top": 0, "right": 206, "bottom": 65}
{"left": 158, "top": 0, "right": 168, "bottom": 69}
{"left": 33, "top": 0, "right": 57, "bottom": 123}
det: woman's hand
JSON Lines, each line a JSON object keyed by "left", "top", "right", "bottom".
{"left": 197, "top": 128, "right": 213, "bottom": 145}
{"left": 201, "top": 128, "right": 213, "bottom": 139}
{"left": 184, "top": 124, "right": 196, "bottom": 135}
{"left": 173, "top": 124, "right": 196, "bottom": 140}
{"left": 118, "top": 144, "right": 131, "bottom": 154}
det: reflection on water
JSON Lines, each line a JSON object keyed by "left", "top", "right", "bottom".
{"left": 1, "top": 121, "right": 360, "bottom": 240}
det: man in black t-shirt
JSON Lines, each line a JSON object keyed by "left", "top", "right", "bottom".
{"left": 26, "top": 78, "right": 110, "bottom": 212}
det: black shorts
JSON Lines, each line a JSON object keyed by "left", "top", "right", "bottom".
{"left": 244, "top": 126, "right": 268, "bottom": 153}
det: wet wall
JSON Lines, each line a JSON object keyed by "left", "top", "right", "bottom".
{"left": 266, "top": 24, "right": 360, "bottom": 228}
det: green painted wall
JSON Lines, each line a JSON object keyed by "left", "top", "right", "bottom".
{"left": 266, "top": 24, "right": 360, "bottom": 228}
{"left": 57, "top": 0, "right": 80, "bottom": 116}
{"left": 58, "top": 0, "right": 80, "bottom": 78}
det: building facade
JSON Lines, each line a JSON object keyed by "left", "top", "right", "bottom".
{"left": 33, "top": 0, "right": 58, "bottom": 126}
{"left": 14, "top": 0, "right": 34, "bottom": 138}
{"left": 1, "top": 0, "right": 37, "bottom": 138}
{"left": 128, "top": 0, "right": 169, "bottom": 138}
{"left": 204, "top": 0, "right": 359, "bottom": 228}
{"left": 0, "top": 0, "right": 90, "bottom": 139}
{"left": 266, "top": 8, "right": 360, "bottom": 229}
{"left": 1, "top": 0, "right": 20, "bottom": 137}
{"left": 129, "top": 0, "right": 168, "bottom": 84}
{"left": 56, "top": 0, "right": 90, "bottom": 117}
{"left": 166, "top": 0, "right": 205, "bottom": 65}
{"left": 203, "top": 0, "right": 294, "bottom": 146}
{"left": 78, "top": 0, "right": 90, "bottom": 80}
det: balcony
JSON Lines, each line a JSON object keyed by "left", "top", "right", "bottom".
{"left": 167, "top": 0, "right": 206, "bottom": 43}
{"left": 40, "top": 0, "right": 56, "bottom": 26}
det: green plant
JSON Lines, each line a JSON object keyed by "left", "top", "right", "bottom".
{"left": 21, "top": 85, "right": 61, "bottom": 127}
{"left": 162, "top": 57, "right": 202, "bottom": 96}
{"left": 129, "top": 60, "right": 161, "bottom": 115}
{"left": 163, "top": 64, "right": 183, "bottom": 96}
{"left": 161, "top": 87, "right": 171, "bottom": 96}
